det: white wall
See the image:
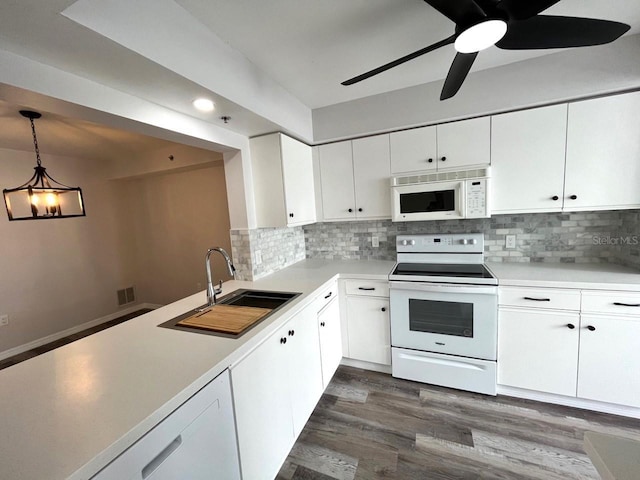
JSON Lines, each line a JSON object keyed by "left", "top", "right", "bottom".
{"left": 116, "top": 161, "right": 232, "bottom": 306}
{"left": 0, "top": 148, "right": 131, "bottom": 352}
{"left": 312, "top": 34, "right": 640, "bottom": 141}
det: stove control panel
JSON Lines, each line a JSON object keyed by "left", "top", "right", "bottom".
{"left": 396, "top": 233, "right": 484, "bottom": 254}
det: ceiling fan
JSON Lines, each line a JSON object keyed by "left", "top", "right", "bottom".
{"left": 341, "top": 0, "right": 630, "bottom": 100}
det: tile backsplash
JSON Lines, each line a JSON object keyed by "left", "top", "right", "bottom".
{"left": 303, "top": 210, "right": 640, "bottom": 268}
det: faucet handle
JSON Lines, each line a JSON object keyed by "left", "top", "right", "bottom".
{"left": 214, "top": 280, "right": 223, "bottom": 295}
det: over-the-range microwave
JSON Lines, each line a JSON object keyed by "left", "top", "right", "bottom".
{"left": 391, "top": 167, "right": 491, "bottom": 222}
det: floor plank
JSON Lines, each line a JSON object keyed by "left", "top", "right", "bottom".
{"left": 280, "top": 366, "right": 640, "bottom": 480}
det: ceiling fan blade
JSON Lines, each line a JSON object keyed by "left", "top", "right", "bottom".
{"left": 342, "top": 35, "right": 455, "bottom": 86}
{"left": 496, "top": 16, "right": 630, "bottom": 50}
{"left": 424, "top": 0, "right": 486, "bottom": 26}
{"left": 497, "top": 0, "right": 561, "bottom": 21}
{"left": 440, "top": 52, "right": 478, "bottom": 100}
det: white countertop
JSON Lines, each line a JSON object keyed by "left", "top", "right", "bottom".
{"left": 0, "top": 259, "right": 394, "bottom": 480}
{"left": 487, "top": 262, "right": 640, "bottom": 291}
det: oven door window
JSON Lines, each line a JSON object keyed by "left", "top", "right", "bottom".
{"left": 408, "top": 298, "right": 473, "bottom": 337}
{"left": 399, "top": 189, "right": 455, "bottom": 214}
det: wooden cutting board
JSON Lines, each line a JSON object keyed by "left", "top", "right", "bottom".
{"left": 177, "top": 304, "right": 272, "bottom": 334}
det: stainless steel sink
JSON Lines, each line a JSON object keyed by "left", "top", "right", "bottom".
{"left": 219, "top": 289, "right": 299, "bottom": 309}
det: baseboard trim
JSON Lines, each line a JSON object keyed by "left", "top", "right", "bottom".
{"left": 0, "top": 303, "right": 161, "bottom": 361}
{"left": 497, "top": 385, "right": 640, "bottom": 419}
{"left": 340, "top": 357, "right": 392, "bottom": 374}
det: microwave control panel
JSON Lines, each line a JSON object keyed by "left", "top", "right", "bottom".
{"left": 465, "top": 178, "right": 489, "bottom": 218}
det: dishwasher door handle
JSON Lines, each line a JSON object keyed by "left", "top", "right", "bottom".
{"left": 142, "top": 435, "right": 183, "bottom": 479}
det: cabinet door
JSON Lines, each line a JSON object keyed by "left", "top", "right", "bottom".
{"left": 565, "top": 92, "right": 640, "bottom": 210}
{"left": 498, "top": 308, "right": 579, "bottom": 396}
{"left": 436, "top": 117, "right": 490, "bottom": 170}
{"left": 352, "top": 135, "right": 391, "bottom": 219}
{"left": 346, "top": 296, "right": 391, "bottom": 365}
{"left": 318, "top": 297, "right": 343, "bottom": 389}
{"left": 318, "top": 141, "right": 356, "bottom": 220}
{"left": 231, "top": 326, "right": 293, "bottom": 480}
{"left": 491, "top": 105, "right": 567, "bottom": 213}
{"left": 390, "top": 125, "right": 437, "bottom": 174}
{"left": 281, "top": 134, "right": 316, "bottom": 226}
{"left": 577, "top": 314, "right": 640, "bottom": 408}
{"left": 287, "top": 308, "right": 323, "bottom": 437}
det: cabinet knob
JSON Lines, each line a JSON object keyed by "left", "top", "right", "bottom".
{"left": 348, "top": 208, "right": 353, "bottom": 213}
{"left": 427, "top": 158, "right": 433, "bottom": 163}
{"left": 320, "top": 321, "right": 325, "bottom": 327}
{"left": 566, "top": 323, "right": 575, "bottom": 329}
{"left": 381, "top": 307, "right": 386, "bottom": 312}
{"left": 551, "top": 196, "right": 559, "bottom": 201}
{"left": 587, "top": 325, "right": 596, "bottom": 331}
{"left": 440, "top": 156, "right": 447, "bottom": 162}
{"left": 289, "top": 213, "right": 294, "bottom": 218}
{"left": 569, "top": 195, "right": 578, "bottom": 200}
{"left": 280, "top": 337, "right": 287, "bottom": 344}
{"left": 288, "top": 329, "right": 295, "bottom": 336}
{"left": 358, "top": 208, "right": 363, "bottom": 212}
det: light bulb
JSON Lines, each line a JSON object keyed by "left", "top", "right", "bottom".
{"left": 46, "top": 193, "right": 57, "bottom": 207}
{"left": 31, "top": 194, "right": 39, "bottom": 206}
{"left": 455, "top": 20, "right": 507, "bottom": 54}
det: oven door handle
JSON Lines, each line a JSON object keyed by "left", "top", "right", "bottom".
{"left": 389, "top": 281, "right": 497, "bottom": 296}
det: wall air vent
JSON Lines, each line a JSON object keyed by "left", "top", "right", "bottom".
{"left": 391, "top": 167, "right": 490, "bottom": 187}
{"left": 117, "top": 286, "right": 136, "bottom": 306}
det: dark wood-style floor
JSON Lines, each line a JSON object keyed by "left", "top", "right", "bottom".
{"left": 279, "top": 366, "right": 640, "bottom": 480}
{"left": 0, "top": 309, "right": 152, "bottom": 371}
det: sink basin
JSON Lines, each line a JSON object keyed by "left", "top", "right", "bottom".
{"left": 219, "top": 289, "right": 299, "bottom": 309}
{"left": 157, "top": 289, "right": 301, "bottom": 338}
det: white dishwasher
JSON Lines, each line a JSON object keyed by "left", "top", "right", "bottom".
{"left": 92, "top": 370, "right": 240, "bottom": 480}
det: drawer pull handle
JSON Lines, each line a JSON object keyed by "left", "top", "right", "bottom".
{"left": 320, "top": 321, "right": 325, "bottom": 327}
{"left": 613, "top": 302, "right": 640, "bottom": 307}
{"left": 381, "top": 307, "right": 386, "bottom": 312}
{"left": 358, "top": 287, "right": 376, "bottom": 291}
{"left": 523, "top": 297, "right": 551, "bottom": 302}
{"left": 142, "top": 435, "right": 183, "bottom": 479}
{"left": 324, "top": 292, "right": 332, "bottom": 299}
{"left": 567, "top": 323, "right": 575, "bottom": 329}
{"left": 587, "top": 325, "right": 596, "bottom": 331}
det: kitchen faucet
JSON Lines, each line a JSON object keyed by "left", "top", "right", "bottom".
{"left": 204, "top": 247, "right": 236, "bottom": 307}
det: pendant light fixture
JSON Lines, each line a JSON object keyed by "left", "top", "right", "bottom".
{"left": 3, "top": 110, "right": 85, "bottom": 221}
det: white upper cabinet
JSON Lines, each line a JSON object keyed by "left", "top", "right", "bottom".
{"left": 352, "top": 135, "right": 391, "bottom": 219}
{"left": 389, "top": 125, "right": 437, "bottom": 174}
{"left": 436, "top": 117, "right": 491, "bottom": 170}
{"left": 564, "top": 91, "right": 640, "bottom": 211}
{"left": 318, "top": 135, "right": 391, "bottom": 221}
{"left": 390, "top": 117, "right": 490, "bottom": 174}
{"left": 491, "top": 104, "right": 568, "bottom": 214}
{"left": 250, "top": 133, "right": 316, "bottom": 227}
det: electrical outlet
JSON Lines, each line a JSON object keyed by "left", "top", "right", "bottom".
{"left": 372, "top": 236, "right": 379, "bottom": 248}
{"left": 506, "top": 234, "right": 517, "bottom": 249}
{"left": 255, "top": 250, "right": 263, "bottom": 266}
{"left": 0, "top": 314, "right": 8, "bottom": 327}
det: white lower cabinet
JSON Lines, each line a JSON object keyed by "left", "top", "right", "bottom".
{"left": 577, "top": 314, "right": 640, "bottom": 408}
{"left": 231, "top": 307, "right": 322, "bottom": 480}
{"left": 498, "top": 286, "right": 640, "bottom": 410}
{"left": 498, "top": 308, "right": 579, "bottom": 396}
{"left": 318, "top": 296, "right": 343, "bottom": 389}
{"left": 92, "top": 371, "right": 240, "bottom": 480}
{"left": 343, "top": 280, "right": 391, "bottom": 366}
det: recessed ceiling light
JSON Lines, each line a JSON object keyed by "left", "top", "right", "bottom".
{"left": 454, "top": 20, "right": 507, "bottom": 54}
{"left": 192, "top": 98, "right": 215, "bottom": 112}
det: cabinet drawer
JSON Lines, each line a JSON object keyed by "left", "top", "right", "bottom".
{"left": 581, "top": 290, "right": 640, "bottom": 315}
{"left": 344, "top": 280, "right": 389, "bottom": 297}
{"left": 315, "top": 280, "right": 339, "bottom": 312}
{"left": 499, "top": 286, "right": 580, "bottom": 310}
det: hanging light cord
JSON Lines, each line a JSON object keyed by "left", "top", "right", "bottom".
{"left": 29, "top": 116, "right": 42, "bottom": 167}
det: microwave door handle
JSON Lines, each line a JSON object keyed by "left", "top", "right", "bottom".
{"left": 389, "top": 281, "right": 497, "bottom": 296}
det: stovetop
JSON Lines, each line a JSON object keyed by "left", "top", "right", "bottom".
{"left": 391, "top": 262, "right": 495, "bottom": 279}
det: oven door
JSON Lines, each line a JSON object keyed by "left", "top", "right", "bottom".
{"left": 391, "top": 181, "right": 464, "bottom": 222}
{"left": 389, "top": 281, "right": 497, "bottom": 360}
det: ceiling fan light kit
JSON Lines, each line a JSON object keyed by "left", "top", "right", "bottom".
{"left": 342, "top": 0, "right": 631, "bottom": 100}
{"left": 454, "top": 19, "right": 507, "bottom": 53}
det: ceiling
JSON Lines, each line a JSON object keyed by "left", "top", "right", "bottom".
{"left": 0, "top": 0, "right": 639, "bottom": 144}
